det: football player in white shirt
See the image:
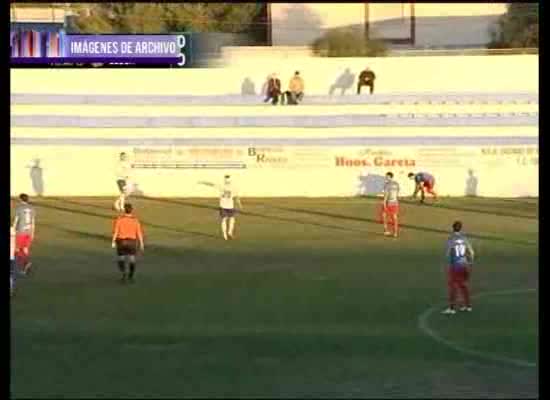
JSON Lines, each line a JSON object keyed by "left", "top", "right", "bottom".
{"left": 114, "top": 152, "right": 132, "bottom": 212}
{"left": 219, "top": 175, "right": 243, "bottom": 240}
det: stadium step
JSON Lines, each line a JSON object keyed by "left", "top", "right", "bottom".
{"left": 11, "top": 112, "right": 539, "bottom": 128}
{"left": 11, "top": 92, "right": 539, "bottom": 106}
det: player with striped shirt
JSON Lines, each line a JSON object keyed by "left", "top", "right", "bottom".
{"left": 408, "top": 171, "right": 438, "bottom": 203}
{"left": 382, "top": 172, "right": 400, "bottom": 237}
{"left": 442, "top": 221, "right": 475, "bottom": 315}
{"left": 112, "top": 203, "right": 144, "bottom": 283}
{"left": 12, "top": 193, "right": 35, "bottom": 275}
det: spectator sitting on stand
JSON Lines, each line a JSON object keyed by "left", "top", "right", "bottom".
{"left": 283, "top": 71, "right": 305, "bottom": 105}
{"left": 263, "top": 73, "right": 282, "bottom": 105}
{"left": 357, "top": 67, "right": 376, "bottom": 95}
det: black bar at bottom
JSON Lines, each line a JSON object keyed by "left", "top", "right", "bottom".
{"left": 10, "top": 57, "right": 181, "bottom": 65}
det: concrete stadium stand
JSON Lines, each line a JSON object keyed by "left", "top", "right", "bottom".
{"left": 11, "top": 92, "right": 538, "bottom": 106}
{"left": 11, "top": 112, "right": 538, "bottom": 128}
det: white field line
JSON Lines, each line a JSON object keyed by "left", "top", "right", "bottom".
{"left": 418, "top": 288, "right": 538, "bottom": 368}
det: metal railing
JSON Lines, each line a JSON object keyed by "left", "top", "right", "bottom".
{"left": 387, "top": 47, "right": 538, "bottom": 57}
{"left": 222, "top": 46, "right": 538, "bottom": 58}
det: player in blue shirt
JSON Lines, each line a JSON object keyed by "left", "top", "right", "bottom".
{"left": 408, "top": 172, "right": 438, "bottom": 203}
{"left": 442, "top": 221, "right": 475, "bottom": 315}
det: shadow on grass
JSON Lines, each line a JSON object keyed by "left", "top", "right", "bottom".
{"left": 33, "top": 197, "right": 535, "bottom": 245}
{"left": 141, "top": 196, "right": 219, "bottom": 211}
{"left": 400, "top": 199, "right": 538, "bottom": 220}
{"left": 499, "top": 198, "right": 539, "bottom": 205}
{"left": 41, "top": 223, "right": 201, "bottom": 261}
{"left": 35, "top": 201, "right": 218, "bottom": 240}
{"left": 272, "top": 205, "right": 537, "bottom": 247}
{"left": 35, "top": 201, "right": 113, "bottom": 220}
{"left": 142, "top": 196, "right": 382, "bottom": 236}
{"left": 42, "top": 224, "right": 111, "bottom": 242}
{"left": 48, "top": 197, "right": 112, "bottom": 211}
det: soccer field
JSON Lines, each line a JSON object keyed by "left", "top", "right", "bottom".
{"left": 11, "top": 196, "right": 538, "bottom": 398}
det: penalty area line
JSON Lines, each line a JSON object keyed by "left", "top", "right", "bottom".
{"left": 418, "top": 288, "right": 537, "bottom": 368}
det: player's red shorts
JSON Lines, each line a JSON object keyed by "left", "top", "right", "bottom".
{"left": 384, "top": 203, "right": 399, "bottom": 216}
{"left": 423, "top": 179, "right": 435, "bottom": 191}
{"left": 448, "top": 267, "right": 469, "bottom": 284}
{"left": 16, "top": 233, "right": 33, "bottom": 250}
{"left": 378, "top": 203, "right": 399, "bottom": 225}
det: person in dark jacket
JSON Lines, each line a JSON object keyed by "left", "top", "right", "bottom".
{"left": 357, "top": 67, "right": 376, "bottom": 95}
{"left": 264, "top": 73, "right": 282, "bottom": 105}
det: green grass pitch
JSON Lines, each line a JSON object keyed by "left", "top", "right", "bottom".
{"left": 11, "top": 196, "right": 538, "bottom": 398}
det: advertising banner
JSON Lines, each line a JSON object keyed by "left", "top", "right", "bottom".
{"left": 10, "top": 140, "right": 538, "bottom": 198}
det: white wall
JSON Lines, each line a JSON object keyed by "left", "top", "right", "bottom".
{"left": 11, "top": 127, "right": 538, "bottom": 198}
{"left": 10, "top": 52, "right": 538, "bottom": 198}
{"left": 11, "top": 53, "right": 539, "bottom": 95}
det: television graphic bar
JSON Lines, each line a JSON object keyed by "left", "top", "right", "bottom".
{"left": 11, "top": 33, "right": 190, "bottom": 67}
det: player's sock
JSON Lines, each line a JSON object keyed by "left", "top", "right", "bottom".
{"left": 228, "top": 218, "right": 235, "bottom": 237}
{"left": 221, "top": 219, "right": 228, "bottom": 240}
{"left": 448, "top": 284, "right": 457, "bottom": 310}
{"left": 23, "top": 261, "right": 33, "bottom": 274}
{"left": 461, "top": 285, "right": 470, "bottom": 308}
{"left": 117, "top": 260, "right": 126, "bottom": 274}
{"left": 129, "top": 263, "right": 136, "bottom": 280}
{"left": 18, "top": 252, "right": 29, "bottom": 273}
{"left": 17, "top": 250, "right": 28, "bottom": 267}
{"left": 382, "top": 213, "right": 389, "bottom": 234}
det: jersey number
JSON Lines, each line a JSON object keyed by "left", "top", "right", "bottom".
{"left": 222, "top": 190, "right": 232, "bottom": 199}
{"left": 454, "top": 244, "right": 466, "bottom": 257}
{"left": 23, "top": 209, "right": 33, "bottom": 224}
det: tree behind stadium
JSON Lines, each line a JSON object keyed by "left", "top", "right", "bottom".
{"left": 489, "top": 3, "right": 538, "bottom": 48}
{"left": 67, "top": 3, "right": 265, "bottom": 35}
